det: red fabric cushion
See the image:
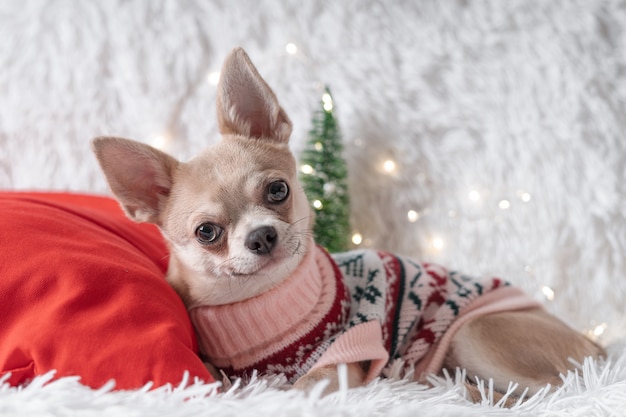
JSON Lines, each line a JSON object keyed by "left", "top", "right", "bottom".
{"left": 0, "top": 192, "right": 214, "bottom": 389}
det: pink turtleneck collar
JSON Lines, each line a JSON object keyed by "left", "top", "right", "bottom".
{"left": 189, "top": 242, "right": 344, "bottom": 371}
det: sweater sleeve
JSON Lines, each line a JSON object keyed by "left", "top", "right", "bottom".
{"left": 309, "top": 320, "right": 389, "bottom": 384}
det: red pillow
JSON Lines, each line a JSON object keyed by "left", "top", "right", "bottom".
{"left": 0, "top": 192, "right": 214, "bottom": 389}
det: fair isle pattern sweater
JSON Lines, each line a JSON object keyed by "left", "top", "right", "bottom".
{"left": 190, "top": 244, "right": 540, "bottom": 383}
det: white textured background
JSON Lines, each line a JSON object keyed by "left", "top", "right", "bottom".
{"left": 1, "top": 0, "right": 625, "bottom": 343}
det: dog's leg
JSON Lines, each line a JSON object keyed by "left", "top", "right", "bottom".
{"left": 292, "top": 362, "right": 366, "bottom": 396}
{"left": 444, "top": 308, "right": 605, "bottom": 401}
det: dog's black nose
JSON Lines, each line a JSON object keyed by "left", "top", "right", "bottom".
{"left": 245, "top": 226, "right": 277, "bottom": 255}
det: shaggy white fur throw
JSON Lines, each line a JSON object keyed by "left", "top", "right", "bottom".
{"left": 2, "top": 0, "right": 626, "bottom": 415}
{"left": 2, "top": 351, "right": 626, "bottom": 417}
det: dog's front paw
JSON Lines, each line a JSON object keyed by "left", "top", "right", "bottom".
{"left": 293, "top": 363, "right": 366, "bottom": 397}
{"left": 293, "top": 367, "right": 341, "bottom": 396}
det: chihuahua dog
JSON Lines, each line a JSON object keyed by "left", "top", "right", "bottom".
{"left": 92, "top": 48, "right": 604, "bottom": 403}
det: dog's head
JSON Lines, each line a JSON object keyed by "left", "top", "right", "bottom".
{"left": 92, "top": 48, "right": 313, "bottom": 307}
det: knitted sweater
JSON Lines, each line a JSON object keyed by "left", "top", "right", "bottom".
{"left": 189, "top": 244, "right": 540, "bottom": 383}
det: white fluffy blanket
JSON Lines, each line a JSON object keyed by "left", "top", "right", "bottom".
{"left": 2, "top": 0, "right": 626, "bottom": 415}
{"left": 2, "top": 353, "right": 626, "bottom": 416}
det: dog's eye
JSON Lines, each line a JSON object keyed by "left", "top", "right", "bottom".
{"left": 267, "top": 181, "right": 289, "bottom": 203}
{"left": 195, "top": 223, "right": 223, "bottom": 245}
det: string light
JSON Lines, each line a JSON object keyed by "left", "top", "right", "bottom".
{"left": 352, "top": 233, "right": 363, "bottom": 245}
{"left": 498, "top": 199, "right": 511, "bottom": 210}
{"left": 314, "top": 141, "right": 323, "bottom": 151}
{"left": 591, "top": 322, "right": 607, "bottom": 338}
{"left": 407, "top": 210, "right": 419, "bottom": 223}
{"left": 382, "top": 159, "right": 397, "bottom": 174}
{"left": 300, "top": 164, "right": 314, "bottom": 175}
{"left": 519, "top": 191, "right": 532, "bottom": 202}
{"left": 322, "top": 92, "right": 333, "bottom": 112}
{"left": 432, "top": 236, "right": 444, "bottom": 251}
{"left": 207, "top": 71, "right": 220, "bottom": 85}
{"left": 151, "top": 134, "right": 169, "bottom": 150}
{"left": 541, "top": 286, "right": 555, "bottom": 301}
{"left": 312, "top": 199, "right": 323, "bottom": 210}
{"left": 586, "top": 322, "right": 608, "bottom": 341}
{"left": 285, "top": 43, "right": 298, "bottom": 54}
{"left": 468, "top": 190, "right": 481, "bottom": 201}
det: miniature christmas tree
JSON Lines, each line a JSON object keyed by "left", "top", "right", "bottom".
{"left": 299, "top": 87, "right": 351, "bottom": 253}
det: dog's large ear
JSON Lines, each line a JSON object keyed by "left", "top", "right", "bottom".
{"left": 91, "top": 137, "right": 178, "bottom": 224}
{"left": 216, "top": 47, "right": 292, "bottom": 143}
